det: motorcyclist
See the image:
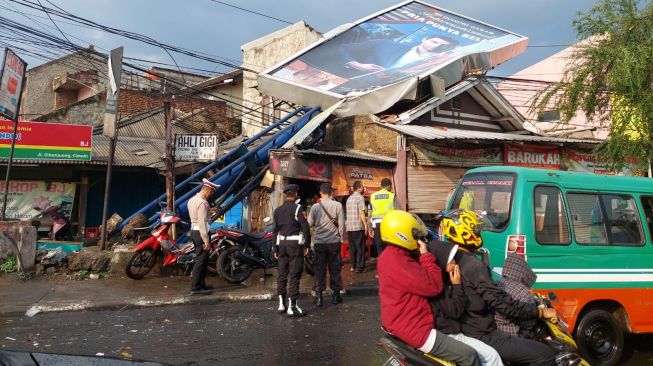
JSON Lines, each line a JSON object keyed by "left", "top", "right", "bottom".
{"left": 442, "top": 209, "right": 556, "bottom": 366}
{"left": 377, "top": 210, "right": 480, "bottom": 366}
{"left": 428, "top": 240, "right": 503, "bottom": 366}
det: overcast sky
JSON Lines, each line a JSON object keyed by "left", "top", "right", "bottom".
{"left": 2, "top": 0, "right": 598, "bottom": 77}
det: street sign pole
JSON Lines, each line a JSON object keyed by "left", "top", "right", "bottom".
{"left": 163, "top": 102, "right": 176, "bottom": 238}
{"left": 0, "top": 49, "right": 27, "bottom": 221}
{"left": 99, "top": 47, "right": 123, "bottom": 250}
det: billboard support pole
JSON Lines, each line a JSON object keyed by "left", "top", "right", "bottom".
{"left": 163, "top": 102, "right": 176, "bottom": 238}
{"left": 99, "top": 47, "right": 123, "bottom": 250}
{"left": 1, "top": 73, "right": 26, "bottom": 221}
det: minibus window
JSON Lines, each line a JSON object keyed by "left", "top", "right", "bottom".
{"left": 567, "top": 193, "right": 608, "bottom": 245}
{"left": 451, "top": 173, "right": 514, "bottom": 231}
{"left": 534, "top": 186, "right": 570, "bottom": 245}
{"left": 600, "top": 194, "right": 643, "bottom": 246}
{"left": 641, "top": 196, "right": 653, "bottom": 241}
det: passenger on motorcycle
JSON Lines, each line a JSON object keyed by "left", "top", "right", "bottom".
{"left": 442, "top": 209, "right": 556, "bottom": 366}
{"left": 428, "top": 240, "right": 503, "bottom": 366}
{"left": 377, "top": 210, "right": 481, "bottom": 366}
{"left": 495, "top": 252, "right": 540, "bottom": 338}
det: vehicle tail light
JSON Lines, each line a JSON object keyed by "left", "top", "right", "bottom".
{"left": 506, "top": 234, "right": 527, "bottom": 259}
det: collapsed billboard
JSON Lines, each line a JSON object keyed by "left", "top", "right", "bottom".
{"left": 258, "top": 1, "right": 528, "bottom": 118}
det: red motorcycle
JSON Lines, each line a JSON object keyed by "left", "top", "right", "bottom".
{"left": 125, "top": 208, "right": 222, "bottom": 280}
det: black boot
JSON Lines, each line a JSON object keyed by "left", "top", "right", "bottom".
{"left": 332, "top": 290, "right": 343, "bottom": 305}
{"left": 315, "top": 291, "right": 323, "bottom": 307}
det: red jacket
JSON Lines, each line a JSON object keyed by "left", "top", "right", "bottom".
{"left": 378, "top": 245, "right": 443, "bottom": 349}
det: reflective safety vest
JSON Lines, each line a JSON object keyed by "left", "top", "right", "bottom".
{"left": 370, "top": 189, "right": 395, "bottom": 224}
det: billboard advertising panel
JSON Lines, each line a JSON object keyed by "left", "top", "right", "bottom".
{"left": 259, "top": 1, "right": 527, "bottom": 116}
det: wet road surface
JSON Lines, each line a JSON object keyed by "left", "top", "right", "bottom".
{"left": 0, "top": 296, "right": 651, "bottom": 365}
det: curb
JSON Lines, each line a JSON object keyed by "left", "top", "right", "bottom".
{"left": 2, "top": 286, "right": 379, "bottom": 318}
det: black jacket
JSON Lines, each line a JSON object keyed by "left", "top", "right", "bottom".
{"left": 272, "top": 200, "right": 311, "bottom": 248}
{"left": 457, "top": 250, "right": 539, "bottom": 337}
{"left": 428, "top": 240, "right": 465, "bottom": 334}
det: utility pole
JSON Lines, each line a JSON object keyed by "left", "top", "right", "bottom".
{"left": 164, "top": 102, "right": 175, "bottom": 237}
{"left": 0, "top": 49, "right": 27, "bottom": 221}
{"left": 99, "top": 47, "right": 123, "bottom": 250}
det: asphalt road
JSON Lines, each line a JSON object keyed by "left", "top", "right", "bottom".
{"left": 0, "top": 296, "right": 651, "bottom": 366}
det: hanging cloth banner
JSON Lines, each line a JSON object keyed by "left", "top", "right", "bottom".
{"left": 504, "top": 143, "right": 560, "bottom": 169}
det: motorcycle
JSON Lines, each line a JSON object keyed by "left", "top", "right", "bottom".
{"left": 216, "top": 218, "right": 315, "bottom": 284}
{"left": 31, "top": 204, "right": 73, "bottom": 241}
{"left": 379, "top": 293, "right": 588, "bottom": 366}
{"left": 125, "top": 205, "right": 219, "bottom": 280}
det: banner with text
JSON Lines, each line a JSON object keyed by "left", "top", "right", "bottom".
{"left": 504, "top": 144, "right": 560, "bottom": 169}
{"left": 0, "top": 120, "right": 92, "bottom": 160}
{"left": 564, "top": 149, "right": 638, "bottom": 175}
{"left": 332, "top": 162, "right": 393, "bottom": 196}
{"left": 269, "top": 150, "right": 332, "bottom": 182}
{"left": 0, "top": 181, "right": 76, "bottom": 220}
{"left": 412, "top": 143, "right": 502, "bottom": 166}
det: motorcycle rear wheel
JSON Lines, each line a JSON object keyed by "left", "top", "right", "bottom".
{"left": 217, "top": 246, "right": 253, "bottom": 284}
{"left": 125, "top": 248, "right": 158, "bottom": 280}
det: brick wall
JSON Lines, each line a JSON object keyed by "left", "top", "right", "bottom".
{"left": 54, "top": 89, "right": 79, "bottom": 110}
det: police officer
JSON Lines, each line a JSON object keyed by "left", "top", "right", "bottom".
{"left": 188, "top": 178, "right": 220, "bottom": 295}
{"left": 272, "top": 184, "right": 311, "bottom": 317}
{"left": 369, "top": 178, "right": 396, "bottom": 257}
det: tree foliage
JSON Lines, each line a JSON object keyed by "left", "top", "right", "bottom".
{"left": 531, "top": 0, "right": 653, "bottom": 170}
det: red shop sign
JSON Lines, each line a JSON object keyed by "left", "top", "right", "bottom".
{"left": 504, "top": 144, "right": 560, "bottom": 169}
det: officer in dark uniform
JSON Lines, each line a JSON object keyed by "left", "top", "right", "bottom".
{"left": 272, "top": 184, "right": 311, "bottom": 317}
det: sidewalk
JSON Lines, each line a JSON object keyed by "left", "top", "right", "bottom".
{"left": 0, "top": 261, "right": 379, "bottom": 317}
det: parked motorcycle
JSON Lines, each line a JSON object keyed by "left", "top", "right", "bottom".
{"left": 31, "top": 203, "right": 73, "bottom": 241}
{"left": 125, "top": 205, "right": 221, "bottom": 280}
{"left": 216, "top": 218, "right": 315, "bottom": 284}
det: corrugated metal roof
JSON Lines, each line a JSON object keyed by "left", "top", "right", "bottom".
{"left": 376, "top": 123, "right": 599, "bottom": 144}
{"left": 92, "top": 135, "right": 165, "bottom": 167}
{"left": 294, "top": 148, "right": 396, "bottom": 163}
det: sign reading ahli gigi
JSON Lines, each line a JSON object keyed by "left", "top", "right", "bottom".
{"left": 504, "top": 144, "right": 560, "bottom": 169}
{"left": 0, "top": 120, "right": 92, "bottom": 161}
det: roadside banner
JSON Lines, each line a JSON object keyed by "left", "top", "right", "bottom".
{"left": 0, "top": 49, "right": 26, "bottom": 120}
{"left": 504, "top": 143, "right": 560, "bottom": 169}
{"left": 0, "top": 120, "right": 92, "bottom": 160}
{"left": 0, "top": 181, "right": 76, "bottom": 220}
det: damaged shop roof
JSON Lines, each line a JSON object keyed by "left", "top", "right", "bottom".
{"left": 293, "top": 147, "right": 396, "bottom": 163}
{"left": 258, "top": 0, "right": 527, "bottom": 118}
{"left": 377, "top": 123, "right": 600, "bottom": 144}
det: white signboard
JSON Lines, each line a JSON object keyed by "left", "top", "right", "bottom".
{"left": 0, "top": 49, "right": 27, "bottom": 120}
{"left": 175, "top": 134, "right": 218, "bottom": 162}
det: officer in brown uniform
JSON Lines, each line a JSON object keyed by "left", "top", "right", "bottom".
{"left": 188, "top": 178, "right": 220, "bottom": 295}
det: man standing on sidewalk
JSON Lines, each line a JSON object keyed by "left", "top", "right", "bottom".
{"left": 346, "top": 181, "right": 368, "bottom": 273}
{"left": 272, "top": 184, "right": 311, "bottom": 317}
{"left": 309, "top": 182, "right": 345, "bottom": 307}
{"left": 188, "top": 179, "right": 220, "bottom": 295}
{"left": 369, "top": 178, "right": 396, "bottom": 258}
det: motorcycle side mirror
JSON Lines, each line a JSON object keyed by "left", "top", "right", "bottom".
{"left": 548, "top": 291, "right": 558, "bottom": 301}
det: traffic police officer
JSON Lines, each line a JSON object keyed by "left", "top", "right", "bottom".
{"left": 272, "top": 184, "right": 311, "bottom": 317}
{"left": 369, "top": 178, "right": 396, "bottom": 257}
{"left": 188, "top": 178, "right": 220, "bottom": 295}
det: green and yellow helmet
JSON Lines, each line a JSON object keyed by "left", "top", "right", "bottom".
{"left": 441, "top": 209, "right": 485, "bottom": 250}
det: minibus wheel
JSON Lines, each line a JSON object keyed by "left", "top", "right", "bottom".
{"left": 575, "top": 309, "right": 624, "bottom": 366}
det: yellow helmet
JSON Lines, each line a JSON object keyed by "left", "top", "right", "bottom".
{"left": 380, "top": 210, "right": 428, "bottom": 251}
{"left": 441, "top": 209, "right": 484, "bottom": 250}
